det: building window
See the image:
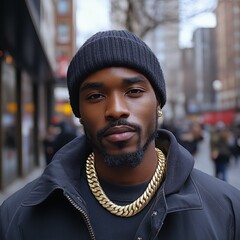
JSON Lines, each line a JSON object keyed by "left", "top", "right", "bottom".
{"left": 57, "top": 0, "right": 70, "bottom": 15}
{"left": 56, "top": 47, "right": 70, "bottom": 58}
{"left": 57, "top": 23, "right": 70, "bottom": 44}
{"left": 21, "top": 71, "right": 35, "bottom": 175}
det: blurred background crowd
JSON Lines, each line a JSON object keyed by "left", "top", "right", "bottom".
{"left": 162, "top": 119, "right": 240, "bottom": 182}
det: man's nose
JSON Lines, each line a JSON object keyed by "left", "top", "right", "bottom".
{"left": 105, "top": 93, "right": 130, "bottom": 121}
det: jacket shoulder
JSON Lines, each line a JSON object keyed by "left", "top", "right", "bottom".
{"left": 0, "top": 179, "right": 39, "bottom": 224}
{"left": 1, "top": 178, "right": 39, "bottom": 206}
{"left": 191, "top": 169, "right": 240, "bottom": 238}
{"left": 192, "top": 168, "right": 240, "bottom": 194}
{"left": 191, "top": 168, "right": 240, "bottom": 211}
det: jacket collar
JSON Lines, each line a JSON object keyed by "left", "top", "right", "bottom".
{"left": 22, "top": 136, "right": 91, "bottom": 206}
{"left": 22, "top": 129, "right": 199, "bottom": 210}
{"left": 155, "top": 130, "right": 202, "bottom": 212}
{"left": 156, "top": 129, "right": 195, "bottom": 195}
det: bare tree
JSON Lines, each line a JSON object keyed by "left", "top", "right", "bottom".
{"left": 111, "top": 0, "right": 217, "bottom": 38}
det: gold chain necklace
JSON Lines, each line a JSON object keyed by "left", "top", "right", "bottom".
{"left": 86, "top": 148, "right": 166, "bottom": 217}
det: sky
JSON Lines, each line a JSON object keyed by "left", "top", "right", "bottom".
{"left": 76, "top": 0, "right": 217, "bottom": 48}
{"left": 179, "top": 0, "right": 217, "bottom": 47}
{"left": 179, "top": 12, "right": 216, "bottom": 47}
{"left": 76, "top": 0, "right": 110, "bottom": 46}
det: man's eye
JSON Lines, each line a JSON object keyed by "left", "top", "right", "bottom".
{"left": 126, "top": 88, "right": 144, "bottom": 95}
{"left": 87, "top": 93, "right": 105, "bottom": 101}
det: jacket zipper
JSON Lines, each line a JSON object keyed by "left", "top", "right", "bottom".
{"left": 65, "top": 194, "right": 96, "bottom": 240}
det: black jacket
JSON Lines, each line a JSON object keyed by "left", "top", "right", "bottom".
{"left": 1, "top": 130, "right": 240, "bottom": 239}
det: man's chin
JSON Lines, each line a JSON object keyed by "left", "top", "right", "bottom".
{"left": 102, "top": 149, "right": 144, "bottom": 168}
{"left": 103, "top": 144, "right": 139, "bottom": 155}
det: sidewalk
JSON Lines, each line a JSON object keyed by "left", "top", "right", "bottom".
{"left": 0, "top": 167, "right": 44, "bottom": 204}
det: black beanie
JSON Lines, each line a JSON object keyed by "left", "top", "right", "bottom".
{"left": 67, "top": 30, "right": 166, "bottom": 118}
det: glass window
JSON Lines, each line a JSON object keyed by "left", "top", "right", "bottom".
{"left": 57, "top": 23, "right": 70, "bottom": 44}
{"left": 1, "top": 60, "right": 18, "bottom": 187}
{"left": 57, "top": 0, "right": 70, "bottom": 15}
{"left": 21, "top": 71, "right": 35, "bottom": 175}
{"left": 56, "top": 46, "right": 70, "bottom": 58}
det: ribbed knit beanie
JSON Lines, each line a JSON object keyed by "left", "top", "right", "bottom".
{"left": 67, "top": 30, "right": 166, "bottom": 118}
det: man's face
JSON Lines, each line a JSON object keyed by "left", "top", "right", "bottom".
{"left": 79, "top": 67, "right": 159, "bottom": 167}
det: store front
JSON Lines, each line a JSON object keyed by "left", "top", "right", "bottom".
{"left": 202, "top": 109, "right": 238, "bottom": 126}
{"left": 0, "top": 59, "right": 18, "bottom": 188}
{"left": 0, "top": 0, "right": 55, "bottom": 190}
{"left": 21, "top": 71, "right": 36, "bottom": 176}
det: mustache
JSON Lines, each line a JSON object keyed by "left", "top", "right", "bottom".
{"left": 97, "top": 120, "right": 141, "bottom": 140}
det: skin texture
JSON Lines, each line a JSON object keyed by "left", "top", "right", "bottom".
{"left": 79, "top": 67, "right": 160, "bottom": 185}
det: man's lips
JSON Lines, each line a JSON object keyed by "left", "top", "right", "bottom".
{"left": 103, "top": 125, "right": 136, "bottom": 142}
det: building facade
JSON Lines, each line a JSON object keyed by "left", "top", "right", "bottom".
{"left": 193, "top": 28, "right": 217, "bottom": 112}
{"left": 181, "top": 0, "right": 240, "bottom": 126}
{"left": 55, "top": 0, "right": 76, "bottom": 80}
{"left": 0, "top": 0, "right": 55, "bottom": 189}
{"left": 215, "top": 0, "right": 240, "bottom": 115}
{"left": 54, "top": 0, "right": 77, "bottom": 118}
{"left": 181, "top": 47, "right": 197, "bottom": 114}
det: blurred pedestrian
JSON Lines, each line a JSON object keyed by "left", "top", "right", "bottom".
{"left": 230, "top": 124, "right": 240, "bottom": 164}
{"left": 43, "top": 120, "right": 78, "bottom": 165}
{"left": 177, "top": 121, "right": 203, "bottom": 155}
{"left": 210, "top": 122, "right": 232, "bottom": 181}
{"left": 42, "top": 124, "right": 59, "bottom": 165}
{"left": 51, "top": 120, "right": 78, "bottom": 156}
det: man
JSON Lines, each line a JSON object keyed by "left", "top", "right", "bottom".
{"left": 1, "top": 30, "right": 240, "bottom": 240}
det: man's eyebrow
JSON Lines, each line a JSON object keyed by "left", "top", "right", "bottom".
{"left": 80, "top": 76, "right": 146, "bottom": 92}
{"left": 123, "top": 76, "right": 146, "bottom": 84}
{"left": 80, "top": 82, "right": 103, "bottom": 92}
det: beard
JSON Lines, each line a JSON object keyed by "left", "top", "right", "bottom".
{"left": 84, "top": 119, "right": 158, "bottom": 168}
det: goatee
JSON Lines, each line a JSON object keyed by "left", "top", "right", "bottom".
{"left": 95, "top": 120, "right": 158, "bottom": 168}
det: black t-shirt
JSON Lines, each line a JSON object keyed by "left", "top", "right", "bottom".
{"left": 79, "top": 172, "right": 154, "bottom": 240}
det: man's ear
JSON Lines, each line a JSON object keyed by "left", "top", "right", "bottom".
{"left": 156, "top": 98, "right": 161, "bottom": 108}
{"left": 157, "top": 105, "right": 163, "bottom": 118}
